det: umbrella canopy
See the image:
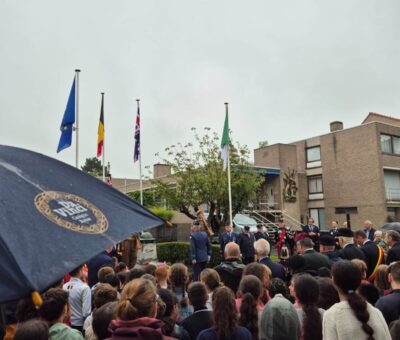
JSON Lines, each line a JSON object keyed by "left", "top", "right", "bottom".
{"left": 381, "top": 222, "right": 400, "bottom": 233}
{"left": 0, "top": 145, "right": 163, "bottom": 303}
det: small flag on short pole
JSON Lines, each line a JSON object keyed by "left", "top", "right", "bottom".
{"left": 57, "top": 77, "right": 76, "bottom": 153}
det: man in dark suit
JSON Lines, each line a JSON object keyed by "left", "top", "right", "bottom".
{"left": 354, "top": 230, "right": 384, "bottom": 281}
{"left": 214, "top": 242, "right": 245, "bottom": 294}
{"left": 363, "top": 220, "right": 376, "bottom": 241}
{"left": 386, "top": 230, "right": 400, "bottom": 264}
{"left": 302, "top": 217, "right": 320, "bottom": 249}
{"left": 219, "top": 224, "right": 238, "bottom": 256}
{"left": 336, "top": 228, "right": 366, "bottom": 261}
{"left": 254, "top": 224, "right": 270, "bottom": 242}
{"left": 295, "top": 237, "right": 331, "bottom": 273}
{"left": 319, "top": 234, "right": 340, "bottom": 263}
{"left": 254, "top": 238, "right": 285, "bottom": 280}
{"left": 329, "top": 220, "right": 339, "bottom": 238}
{"left": 190, "top": 221, "right": 211, "bottom": 281}
{"left": 181, "top": 282, "right": 213, "bottom": 340}
{"left": 239, "top": 226, "right": 256, "bottom": 265}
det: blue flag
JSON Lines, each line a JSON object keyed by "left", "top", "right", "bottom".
{"left": 57, "top": 77, "right": 76, "bottom": 153}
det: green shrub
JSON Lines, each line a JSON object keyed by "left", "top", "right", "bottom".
{"left": 156, "top": 242, "right": 221, "bottom": 268}
{"left": 149, "top": 207, "right": 175, "bottom": 221}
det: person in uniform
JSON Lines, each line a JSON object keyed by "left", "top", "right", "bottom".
{"left": 238, "top": 226, "right": 256, "bottom": 265}
{"left": 319, "top": 234, "right": 340, "bottom": 264}
{"left": 190, "top": 221, "right": 212, "bottom": 281}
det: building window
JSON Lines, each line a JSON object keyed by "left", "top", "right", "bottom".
{"left": 308, "top": 175, "right": 323, "bottom": 200}
{"left": 384, "top": 170, "right": 400, "bottom": 201}
{"left": 306, "top": 146, "right": 321, "bottom": 168}
{"left": 308, "top": 175, "right": 323, "bottom": 194}
{"left": 380, "top": 134, "right": 400, "bottom": 155}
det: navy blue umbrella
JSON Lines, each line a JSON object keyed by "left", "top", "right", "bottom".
{"left": 0, "top": 145, "right": 163, "bottom": 303}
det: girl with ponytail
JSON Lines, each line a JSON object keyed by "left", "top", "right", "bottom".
{"left": 237, "top": 275, "right": 263, "bottom": 339}
{"left": 108, "top": 278, "right": 175, "bottom": 339}
{"left": 323, "top": 260, "right": 390, "bottom": 340}
{"left": 293, "top": 274, "right": 323, "bottom": 340}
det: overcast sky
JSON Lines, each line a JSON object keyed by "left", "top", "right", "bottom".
{"left": 1, "top": 1, "right": 400, "bottom": 179}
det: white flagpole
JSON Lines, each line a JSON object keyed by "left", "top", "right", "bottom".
{"left": 101, "top": 92, "right": 105, "bottom": 182}
{"left": 137, "top": 99, "right": 143, "bottom": 205}
{"left": 225, "top": 102, "right": 233, "bottom": 225}
{"left": 74, "top": 69, "right": 80, "bottom": 169}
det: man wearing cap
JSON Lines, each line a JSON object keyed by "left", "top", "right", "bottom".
{"left": 319, "top": 234, "right": 340, "bottom": 263}
{"left": 336, "top": 228, "right": 366, "bottom": 261}
{"left": 254, "top": 224, "right": 270, "bottom": 242}
{"left": 239, "top": 226, "right": 256, "bottom": 265}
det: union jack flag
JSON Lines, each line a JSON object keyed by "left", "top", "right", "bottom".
{"left": 134, "top": 102, "right": 140, "bottom": 162}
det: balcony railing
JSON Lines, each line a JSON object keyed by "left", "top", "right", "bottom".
{"left": 386, "top": 187, "right": 400, "bottom": 201}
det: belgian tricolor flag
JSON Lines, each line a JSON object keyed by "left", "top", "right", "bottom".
{"left": 97, "top": 93, "right": 104, "bottom": 157}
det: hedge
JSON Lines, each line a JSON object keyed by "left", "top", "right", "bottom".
{"left": 156, "top": 242, "right": 222, "bottom": 268}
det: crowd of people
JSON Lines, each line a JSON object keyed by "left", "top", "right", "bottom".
{"left": 2, "top": 217, "right": 400, "bottom": 340}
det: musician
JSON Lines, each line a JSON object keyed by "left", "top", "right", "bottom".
{"left": 196, "top": 210, "right": 214, "bottom": 237}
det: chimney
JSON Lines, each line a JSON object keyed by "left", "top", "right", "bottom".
{"left": 330, "top": 121, "right": 343, "bottom": 132}
{"left": 153, "top": 163, "right": 172, "bottom": 179}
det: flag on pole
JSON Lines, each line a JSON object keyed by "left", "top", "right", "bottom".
{"left": 97, "top": 95, "right": 104, "bottom": 157}
{"left": 134, "top": 102, "right": 140, "bottom": 162}
{"left": 220, "top": 110, "right": 229, "bottom": 170}
{"left": 57, "top": 77, "right": 76, "bottom": 153}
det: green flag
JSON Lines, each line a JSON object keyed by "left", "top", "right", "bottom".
{"left": 221, "top": 111, "right": 229, "bottom": 170}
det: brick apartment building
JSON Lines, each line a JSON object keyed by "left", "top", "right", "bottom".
{"left": 254, "top": 112, "right": 400, "bottom": 230}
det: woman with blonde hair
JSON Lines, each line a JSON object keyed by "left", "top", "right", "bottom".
{"left": 200, "top": 268, "right": 222, "bottom": 310}
{"left": 108, "top": 278, "right": 175, "bottom": 339}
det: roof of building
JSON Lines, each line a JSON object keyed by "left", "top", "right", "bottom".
{"left": 362, "top": 112, "right": 400, "bottom": 126}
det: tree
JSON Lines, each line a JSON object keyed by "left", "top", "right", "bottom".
{"left": 153, "top": 127, "right": 264, "bottom": 229}
{"left": 81, "top": 157, "right": 103, "bottom": 176}
{"left": 258, "top": 140, "right": 269, "bottom": 148}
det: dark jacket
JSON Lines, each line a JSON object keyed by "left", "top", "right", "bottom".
{"left": 219, "top": 232, "right": 239, "bottom": 255}
{"left": 181, "top": 309, "right": 212, "bottom": 340}
{"left": 364, "top": 228, "right": 376, "bottom": 241}
{"left": 337, "top": 244, "right": 366, "bottom": 261}
{"left": 387, "top": 242, "right": 400, "bottom": 264}
{"left": 87, "top": 251, "right": 114, "bottom": 287}
{"left": 108, "top": 317, "right": 175, "bottom": 340}
{"left": 214, "top": 259, "right": 245, "bottom": 294}
{"left": 299, "top": 249, "right": 331, "bottom": 272}
{"left": 375, "top": 289, "right": 400, "bottom": 325}
{"left": 190, "top": 231, "right": 211, "bottom": 263}
{"left": 361, "top": 240, "right": 383, "bottom": 279}
{"left": 322, "top": 251, "right": 341, "bottom": 264}
{"left": 259, "top": 256, "right": 285, "bottom": 280}
{"left": 302, "top": 224, "right": 319, "bottom": 234}
{"left": 238, "top": 232, "right": 255, "bottom": 258}
{"left": 254, "top": 231, "right": 270, "bottom": 242}
{"left": 197, "top": 326, "right": 252, "bottom": 340}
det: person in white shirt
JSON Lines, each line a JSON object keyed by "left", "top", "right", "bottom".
{"left": 63, "top": 264, "right": 92, "bottom": 333}
{"left": 323, "top": 260, "right": 391, "bottom": 340}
